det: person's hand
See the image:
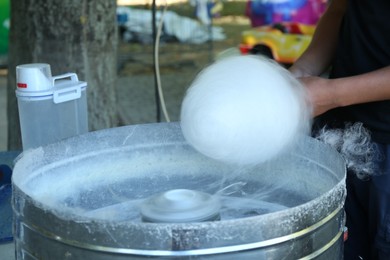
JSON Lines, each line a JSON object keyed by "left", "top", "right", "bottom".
{"left": 298, "top": 76, "right": 338, "bottom": 117}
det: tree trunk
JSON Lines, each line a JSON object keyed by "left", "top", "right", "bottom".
{"left": 7, "top": 0, "right": 118, "bottom": 150}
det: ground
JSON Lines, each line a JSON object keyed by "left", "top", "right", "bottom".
{"left": 116, "top": 15, "right": 251, "bottom": 125}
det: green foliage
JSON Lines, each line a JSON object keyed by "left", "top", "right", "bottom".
{"left": 220, "top": 1, "right": 246, "bottom": 16}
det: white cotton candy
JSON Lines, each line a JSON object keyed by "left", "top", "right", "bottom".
{"left": 315, "top": 122, "right": 383, "bottom": 179}
{"left": 180, "top": 55, "right": 311, "bottom": 165}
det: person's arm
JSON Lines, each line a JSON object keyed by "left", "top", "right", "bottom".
{"left": 301, "top": 66, "right": 390, "bottom": 116}
{"left": 289, "top": 0, "right": 347, "bottom": 77}
{"left": 290, "top": 0, "right": 390, "bottom": 117}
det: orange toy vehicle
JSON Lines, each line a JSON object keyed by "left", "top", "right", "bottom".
{"left": 240, "top": 22, "right": 315, "bottom": 64}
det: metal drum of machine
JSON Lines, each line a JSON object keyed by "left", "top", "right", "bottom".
{"left": 12, "top": 122, "right": 346, "bottom": 259}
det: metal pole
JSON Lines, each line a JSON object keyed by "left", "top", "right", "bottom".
{"left": 152, "top": 0, "right": 161, "bottom": 122}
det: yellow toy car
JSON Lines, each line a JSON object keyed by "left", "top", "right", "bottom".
{"left": 240, "top": 22, "right": 315, "bottom": 64}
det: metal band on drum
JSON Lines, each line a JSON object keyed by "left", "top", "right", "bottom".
{"left": 20, "top": 206, "right": 344, "bottom": 257}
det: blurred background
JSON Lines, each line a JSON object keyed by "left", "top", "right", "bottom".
{"left": 0, "top": 0, "right": 327, "bottom": 151}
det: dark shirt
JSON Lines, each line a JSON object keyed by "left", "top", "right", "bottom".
{"left": 314, "top": 0, "right": 390, "bottom": 143}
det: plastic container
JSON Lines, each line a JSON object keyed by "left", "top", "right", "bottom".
{"left": 15, "top": 63, "right": 88, "bottom": 150}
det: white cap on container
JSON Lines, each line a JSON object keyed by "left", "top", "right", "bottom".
{"left": 16, "top": 63, "right": 53, "bottom": 92}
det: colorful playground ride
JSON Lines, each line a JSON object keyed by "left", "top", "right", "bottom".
{"left": 239, "top": 22, "right": 315, "bottom": 65}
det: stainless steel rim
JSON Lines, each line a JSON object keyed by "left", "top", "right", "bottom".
{"left": 21, "top": 206, "right": 343, "bottom": 257}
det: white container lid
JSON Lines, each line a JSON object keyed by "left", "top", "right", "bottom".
{"left": 16, "top": 63, "right": 52, "bottom": 92}
{"left": 15, "top": 64, "right": 87, "bottom": 103}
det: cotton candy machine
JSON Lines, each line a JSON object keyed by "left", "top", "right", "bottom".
{"left": 12, "top": 122, "right": 346, "bottom": 259}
